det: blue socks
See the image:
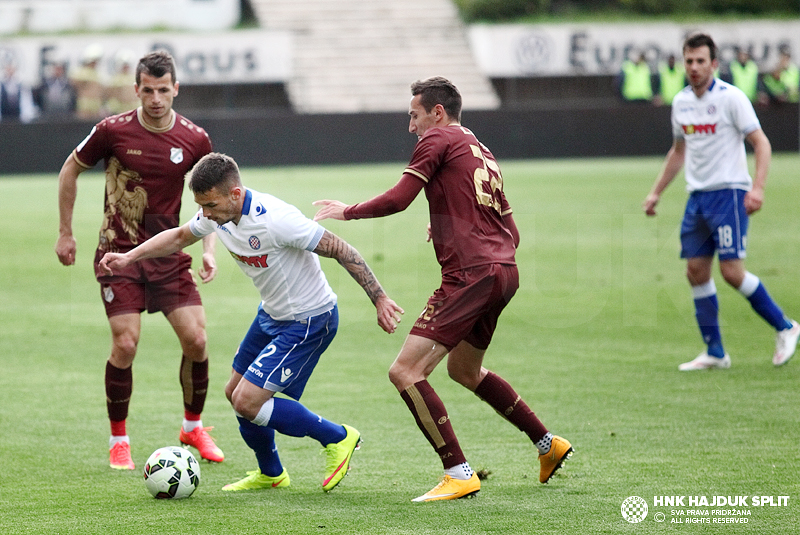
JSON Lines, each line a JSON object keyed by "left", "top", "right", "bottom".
{"left": 253, "top": 397, "right": 346, "bottom": 446}
{"left": 237, "top": 415, "right": 283, "bottom": 477}
{"left": 692, "top": 280, "right": 725, "bottom": 358}
{"left": 738, "top": 272, "right": 793, "bottom": 331}
{"left": 692, "top": 273, "right": 792, "bottom": 359}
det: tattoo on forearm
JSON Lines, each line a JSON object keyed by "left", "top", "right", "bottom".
{"left": 315, "top": 231, "right": 385, "bottom": 304}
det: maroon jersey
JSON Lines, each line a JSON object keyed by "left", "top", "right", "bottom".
{"left": 73, "top": 108, "right": 212, "bottom": 253}
{"left": 404, "top": 125, "right": 516, "bottom": 273}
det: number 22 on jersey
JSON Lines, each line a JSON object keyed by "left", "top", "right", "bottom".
{"left": 470, "top": 144, "right": 503, "bottom": 213}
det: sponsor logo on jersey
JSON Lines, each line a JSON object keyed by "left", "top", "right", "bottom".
{"left": 170, "top": 147, "right": 184, "bottom": 164}
{"left": 230, "top": 251, "right": 268, "bottom": 268}
{"left": 249, "top": 236, "right": 261, "bottom": 250}
{"left": 682, "top": 123, "right": 717, "bottom": 135}
{"left": 126, "top": 149, "right": 142, "bottom": 155}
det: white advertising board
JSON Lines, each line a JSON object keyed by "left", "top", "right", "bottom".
{"left": 0, "top": 0, "right": 239, "bottom": 34}
{"left": 0, "top": 30, "right": 292, "bottom": 86}
{"left": 469, "top": 21, "right": 800, "bottom": 77}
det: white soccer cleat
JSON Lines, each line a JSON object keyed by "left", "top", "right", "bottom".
{"left": 773, "top": 320, "right": 800, "bottom": 366}
{"left": 678, "top": 352, "right": 731, "bottom": 371}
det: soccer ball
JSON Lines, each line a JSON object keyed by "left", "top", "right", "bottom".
{"left": 143, "top": 446, "right": 201, "bottom": 499}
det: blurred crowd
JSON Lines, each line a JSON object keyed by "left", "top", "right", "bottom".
{"left": 617, "top": 46, "right": 799, "bottom": 106}
{"left": 0, "top": 44, "right": 140, "bottom": 123}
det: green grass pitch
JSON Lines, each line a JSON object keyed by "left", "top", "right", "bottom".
{"left": 1, "top": 154, "right": 799, "bottom": 534}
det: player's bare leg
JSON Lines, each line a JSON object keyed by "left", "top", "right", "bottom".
{"left": 167, "top": 305, "right": 224, "bottom": 462}
{"left": 106, "top": 313, "right": 140, "bottom": 469}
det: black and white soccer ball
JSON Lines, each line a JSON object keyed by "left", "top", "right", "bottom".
{"left": 143, "top": 446, "right": 200, "bottom": 499}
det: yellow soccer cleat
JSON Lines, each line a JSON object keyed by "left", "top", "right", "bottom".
{"left": 538, "top": 435, "right": 573, "bottom": 483}
{"left": 412, "top": 473, "right": 480, "bottom": 502}
{"left": 322, "top": 424, "right": 361, "bottom": 492}
{"left": 222, "top": 468, "right": 290, "bottom": 491}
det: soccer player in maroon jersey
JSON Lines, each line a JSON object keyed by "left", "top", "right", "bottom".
{"left": 314, "top": 76, "right": 573, "bottom": 502}
{"left": 55, "top": 51, "right": 224, "bottom": 471}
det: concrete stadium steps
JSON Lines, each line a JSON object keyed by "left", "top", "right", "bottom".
{"left": 249, "top": 0, "right": 500, "bottom": 113}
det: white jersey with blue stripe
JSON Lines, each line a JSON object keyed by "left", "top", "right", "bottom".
{"left": 189, "top": 188, "right": 336, "bottom": 321}
{"left": 671, "top": 79, "right": 761, "bottom": 192}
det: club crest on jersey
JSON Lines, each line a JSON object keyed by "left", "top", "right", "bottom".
{"left": 103, "top": 285, "right": 115, "bottom": 303}
{"left": 170, "top": 147, "right": 184, "bottom": 164}
{"left": 249, "top": 236, "right": 261, "bottom": 250}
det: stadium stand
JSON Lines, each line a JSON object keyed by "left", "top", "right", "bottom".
{"left": 248, "top": 0, "right": 500, "bottom": 113}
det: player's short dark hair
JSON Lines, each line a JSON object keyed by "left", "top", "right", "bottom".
{"left": 411, "top": 77, "right": 462, "bottom": 122}
{"left": 683, "top": 33, "right": 717, "bottom": 62}
{"left": 136, "top": 50, "right": 177, "bottom": 85}
{"left": 188, "top": 153, "right": 242, "bottom": 194}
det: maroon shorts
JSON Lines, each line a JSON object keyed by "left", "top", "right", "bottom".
{"left": 94, "top": 250, "right": 202, "bottom": 318}
{"left": 410, "top": 263, "right": 519, "bottom": 351}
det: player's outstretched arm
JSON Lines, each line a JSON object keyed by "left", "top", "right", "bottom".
{"left": 98, "top": 223, "right": 201, "bottom": 276}
{"left": 314, "top": 230, "right": 404, "bottom": 333}
{"left": 313, "top": 174, "right": 424, "bottom": 222}
{"left": 312, "top": 199, "right": 348, "bottom": 221}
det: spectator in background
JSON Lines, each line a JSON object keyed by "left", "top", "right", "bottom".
{"left": 762, "top": 49, "right": 799, "bottom": 104}
{"left": 728, "top": 50, "right": 761, "bottom": 104}
{"left": 618, "top": 52, "right": 655, "bottom": 103}
{"left": 1, "top": 59, "right": 38, "bottom": 123}
{"left": 655, "top": 54, "right": 686, "bottom": 106}
{"left": 72, "top": 43, "right": 106, "bottom": 119}
{"left": 105, "top": 49, "right": 140, "bottom": 115}
{"left": 34, "top": 61, "right": 77, "bottom": 119}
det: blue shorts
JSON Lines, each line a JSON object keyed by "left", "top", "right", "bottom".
{"left": 680, "top": 189, "right": 748, "bottom": 261}
{"left": 233, "top": 305, "right": 338, "bottom": 400}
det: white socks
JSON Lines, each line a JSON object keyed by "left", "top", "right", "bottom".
{"left": 536, "top": 432, "right": 554, "bottom": 455}
{"left": 444, "top": 462, "right": 474, "bottom": 481}
{"left": 109, "top": 435, "right": 130, "bottom": 448}
{"left": 182, "top": 419, "right": 203, "bottom": 433}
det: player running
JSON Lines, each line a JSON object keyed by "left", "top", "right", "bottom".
{"left": 99, "top": 152, "right": 403, "bottom": 492}
{"left": 314, "top": 77, "right": 573, "bottom": 502}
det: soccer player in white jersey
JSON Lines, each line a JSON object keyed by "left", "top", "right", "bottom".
{"left": 643, "top": 33, "right": 799, "bottom": 370}
{"left": 99, "top": 153, "right": 404, "bottom": 492}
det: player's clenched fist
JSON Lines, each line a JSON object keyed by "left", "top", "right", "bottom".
{"left": 97, "top": 252, "right": 131, "bottom": 276}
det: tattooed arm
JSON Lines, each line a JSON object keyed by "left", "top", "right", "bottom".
{"left": 314, "top": 230, "right": 404, "bottom": 333}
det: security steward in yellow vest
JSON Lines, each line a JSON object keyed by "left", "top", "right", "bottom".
{"left": 763, "top": 53, "right": 799, "bottom": 104}
{"left": 729, "top": 50, "right": 759, "bottom": 102}
{"left": 620, "top": 53, "right": 654, "bottom": 103}
{"left": 657, "top": 54, "right": 686, "bottom": 105}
